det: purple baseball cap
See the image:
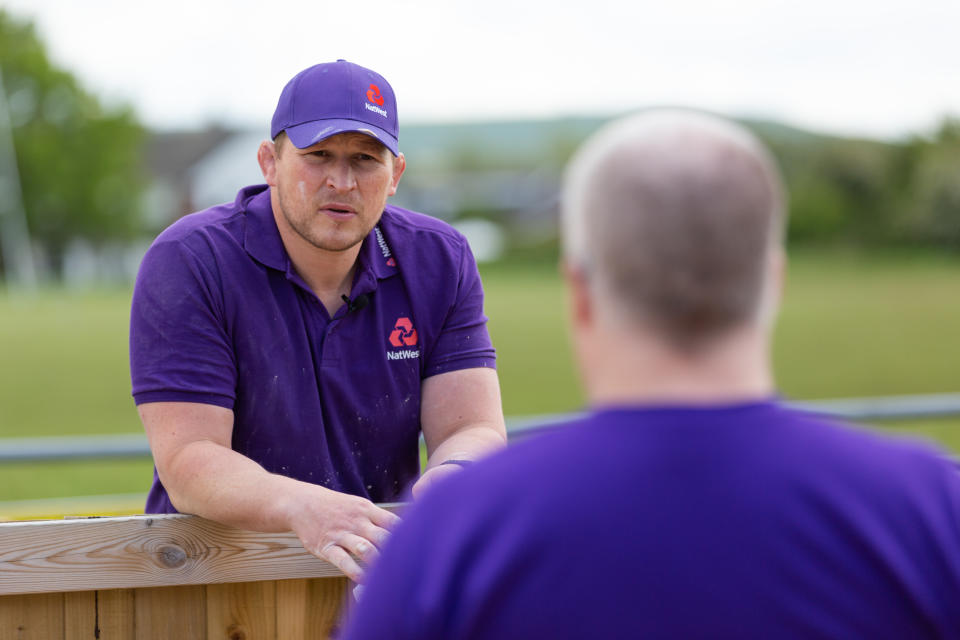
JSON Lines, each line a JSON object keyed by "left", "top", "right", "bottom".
{"left": 270, "top": 59, "right": 399, "bottom": 156}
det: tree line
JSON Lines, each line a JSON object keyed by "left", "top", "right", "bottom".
{"left": 0, "top": 10, "right": 145, "bottom": 277}
{"left": 758, "top": 119, "right": 960, "bottom": 249}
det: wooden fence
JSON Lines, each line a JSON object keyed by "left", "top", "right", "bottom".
{"left": 0, "top": 513, "right": 369, "bottom": 639}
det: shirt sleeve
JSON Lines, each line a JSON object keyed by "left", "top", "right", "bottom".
{"left": 129, "top": 236, "right": 237, "bottom": 409}
{"left": 422, "top": 234, "right": 497, "bottom": 378}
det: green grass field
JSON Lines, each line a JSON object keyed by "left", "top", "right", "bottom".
{"left": 1, "top": 249, "right": 958, "bottom": 511}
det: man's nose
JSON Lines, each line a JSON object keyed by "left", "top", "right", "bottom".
{"left": 326, "top": 160, "right": 356, "bottom": 192}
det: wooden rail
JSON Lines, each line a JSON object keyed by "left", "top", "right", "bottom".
{"left": 0, "top": 513, "right": 379, "bottom": 639}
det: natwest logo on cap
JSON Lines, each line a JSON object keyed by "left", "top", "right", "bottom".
{"left": 367, "top": 84, "right": 384, "bottom": 106}
{"left": 271, "top": 60, "right": 399, "bottom": 155}
{"left": 364, "top": 83, "right": 388, "bottom": 118}
{"left": 389, "top": 317, "right": 418, "bottom": 347}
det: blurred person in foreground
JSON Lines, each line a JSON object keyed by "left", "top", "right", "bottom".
{"left": 343, "top": 110, "right": 960, "bottom": 638}
{"left": 129, "top": 60, "right": 505, "bottom": 582}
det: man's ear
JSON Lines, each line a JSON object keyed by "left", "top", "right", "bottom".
{"left": 388, "top": 152, "right": 406, "bottom": 196}
{"left": 757, "top": 245, "right": 786, "bottom": 328}
{"left": 257, "top": 140, "right": 279, "bottom": 186}
{"left": 771, "top": 245, "right": 786, "bottom": 304}
{"left": 562, "top": 259, "right": 593, "bottom": 330}
{"left": 771, "top": 244, "right": 786, "bottom": 311}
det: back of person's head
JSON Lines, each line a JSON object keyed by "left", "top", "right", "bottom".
{"left": 562, "top": 110, "right": 786, "bottom": 351}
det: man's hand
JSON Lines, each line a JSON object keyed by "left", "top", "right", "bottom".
{"left": 410, "top": 463, "right": 464, "bottom": 500}
{"left": 287, "top": 487, "right": 401, "bottom": 583}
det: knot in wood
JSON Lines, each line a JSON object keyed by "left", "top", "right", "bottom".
{"left": 227, "top": 624, "right": 246, "bottom": 640}
{"left": 157, "top": 544, "right": 187, "bottom": 568}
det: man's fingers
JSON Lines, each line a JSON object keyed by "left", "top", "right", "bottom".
{"left": 339, "top": 532, "right": 381, "bottom": 564}
{"left": 319, "top": 542, "right": 365, "bottom": 583}
{"left": 363, "top": 524, "right": 392, "bottom": 550}
{"left": 370, "top": 505, "right": 402, "bottom": 530}
{"left": 290, "top": 492, "right": 402, "bottom": 582}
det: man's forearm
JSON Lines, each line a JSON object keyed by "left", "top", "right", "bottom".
{"left": 425, "top": 422, "right": 506, "bottom": 468}
{"left": 140, "top": 401, "right": 399, "bottom": 581}
{"left": 159, "top": 438, "right": 400, "bottom": 581}
{"left": 411, "top": 422, "right": 506, "bottom": 499}
{"left": 161, "top": 439, "right": 307, "bottom": 532}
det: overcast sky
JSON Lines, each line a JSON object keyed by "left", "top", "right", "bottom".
{"left": 4, "top": 0, "right": 959, "bottom": 139}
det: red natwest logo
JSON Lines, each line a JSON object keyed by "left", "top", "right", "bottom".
{"left": 389, "top": 317, "right": 418, "bottom": 347}
{"left": 366, "top": 84, "right": 384, "bottom": 106}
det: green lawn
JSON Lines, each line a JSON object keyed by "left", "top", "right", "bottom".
{"left": 1, "top": 249, "right": 958, "bottom": 509}
{"left": 774, "top": 250, "right": 960, "bottom": 399}
{"left": 0, "top": 288, "right": 138, "bottom": 438}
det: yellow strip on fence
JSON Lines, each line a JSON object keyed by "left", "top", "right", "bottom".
{"left": 0, "top": 493, "right": 147, "bottom": 522}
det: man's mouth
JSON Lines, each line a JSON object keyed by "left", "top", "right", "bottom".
{"left": 320, "top": 204, "right": 357, "bottom": 220}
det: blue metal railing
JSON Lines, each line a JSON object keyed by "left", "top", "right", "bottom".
{"left": 2, "top": 393, "right": 960, "bottom": 464}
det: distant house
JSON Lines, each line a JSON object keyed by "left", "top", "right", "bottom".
{"left": 142, "top": 124, "right": 240, "bottom": 227}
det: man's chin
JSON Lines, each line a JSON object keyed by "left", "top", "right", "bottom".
{"left": 306, "top": 229, "right": 372, "bottom": 253}
{"left": 287, "top": 211, "right": 381, "bottom": 254}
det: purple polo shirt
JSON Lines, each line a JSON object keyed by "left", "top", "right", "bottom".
{"left": 130, "top": 185, "right": 495, "bottom": 513}
{"left": 344, "top": 401, "right": 960, "bottom": 639}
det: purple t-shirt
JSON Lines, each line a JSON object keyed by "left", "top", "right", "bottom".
{"left": 344, "top": 401, "right": 960, "bottom": 639}
{"left": 130, "top": 185, "right": 495, "bottom": 512}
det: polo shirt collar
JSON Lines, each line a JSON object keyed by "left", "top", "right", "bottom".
{"left": 241, "top": 185, "right": 288, "bottom": 272}
{"left": 240, "top": 184, "right": 399, "bottom": 284}
{"left": 360, "top": 224, "right": 399, "bottom": 281}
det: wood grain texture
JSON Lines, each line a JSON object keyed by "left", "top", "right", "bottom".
{"left": 64, "top": 589, "right": 135, "bottom": 640}
{"left": 62, "top": 591, "right": 96, "bottom": 640}
{"left": 0, "top": 515, "right": 341, "bottom": 595}
{"left": 309, "top": 577, "right": 351, "bottom": 639}
{"left": 0, "top": 592, "right": 64, "bottom": 640}
{"left": 0, "top": 510, "right": 400, "bottom": 636}
{"left": 134, "top": 585, "right": 205, "bottom": 640}
{"left": 274, "top": 579, "right": 308, "bottom": 638}
{"left": 2, "top": 581, "right": 351, "bottom": 639}
{"left": 0, "top": 508, "right": 404, "bottom": 597}
{"left": 206, "top": 581, "right": 276, "bottom": 640}
{"left": 276, "top": 578, "right": 350, "bottom": 640}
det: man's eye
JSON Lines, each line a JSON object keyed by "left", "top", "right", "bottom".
{"left": 356, "top": 154, "right": 375, "bottom": 161}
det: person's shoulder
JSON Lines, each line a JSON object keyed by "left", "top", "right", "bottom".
{"left": 152, "top": 184, "right": 268, "bottom": 245}
{"left": 152, "top": 200, "right": 245, "bottom": 247}
{"left": 387, "top": 415, "right": 624, "bottom": 574}
{"left": 781, "top": 404, "right": 951, "bottom": 460}
{"left": 144, "top": 186, "right": 271, "bottom": 267}
{"left": 417, "top": 415, "right": 598, "bottom": 512}
{"left": 506, "top": 403, "right": 959, "bottom": 493}
{"left": 770, "top": 404, "right": 960, "bottom": 494}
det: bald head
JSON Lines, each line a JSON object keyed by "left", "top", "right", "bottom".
{"left": 562, "top": 110, "right": 786, "bottom": 350}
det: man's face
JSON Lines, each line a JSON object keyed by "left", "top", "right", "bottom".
{"left": 264, "top": 132, "right": 405, "bottom": 253}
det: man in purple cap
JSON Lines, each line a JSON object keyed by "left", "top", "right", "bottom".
{"left": 342, "top": 111, "right": 960, "bottom": 638}
{"left": 129, "top": 60, "right": 506, "bottom": 581}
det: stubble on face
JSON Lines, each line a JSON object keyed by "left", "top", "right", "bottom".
{"left": 276, "top": 178, "right": 375, "bottom": 253}
{"left": 273, "top": 133, "right": 398, "bottom": 253}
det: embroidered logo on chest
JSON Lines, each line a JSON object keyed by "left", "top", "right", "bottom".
{"left": 387, "top": 317, "right": 419, "bottom": 361}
